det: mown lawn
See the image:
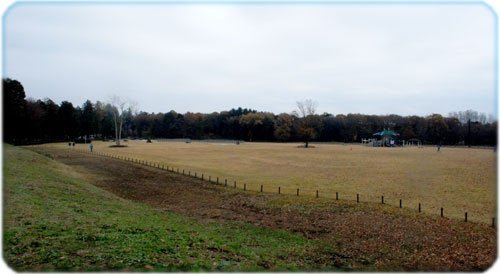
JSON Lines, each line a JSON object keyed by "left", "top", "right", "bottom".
{"left": 43, "top": 140, "right": 497, "bottom": 223}
{"left": 3, "top": 144, "right": 337, "bottom": 271}
{"left": 4, "top": 144, "right": 496, "bottom": 271}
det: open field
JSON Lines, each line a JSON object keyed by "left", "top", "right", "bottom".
{"left": 40, "top": 140, "right": 496, "bottom": 223}
{"left": 5, "top": 144, "right": 496, "bottom": 271}
{"left": 3, "top": 145, "right": 325, "bottom": 271}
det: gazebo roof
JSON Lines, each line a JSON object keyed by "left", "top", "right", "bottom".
{"left": 373, "top": 129, "right": 399, "bottom": 136}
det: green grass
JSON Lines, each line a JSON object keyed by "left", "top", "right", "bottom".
{"left": 3, "top": 144, "right": 338, "bottom": 271}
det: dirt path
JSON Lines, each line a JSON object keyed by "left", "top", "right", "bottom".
{"left": 34, "top": 148, "right": 496, "bottom": 271}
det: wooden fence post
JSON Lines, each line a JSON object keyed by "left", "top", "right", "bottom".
{"left": 418, "top": 203, "right": 421, "bottom": 213}
{"left": 441, "top": 208, "right": 444, "bottom": 217}
{"left": 399, "top": 199, "right": 402, "bottom": 208}
{"left": 260, "top": 185, "right": 263, "bottom": 192}
{"left": 465, "top": 212, "right": 468, "bottom": 222}
{"left": 278, "top": 186, "right": 281, "bottom": 194}
{"left": 296, "top": 188, "right": 300, "bottom": 196}
{"left": 356, "top": 194, "right": 359, "bottom": 203}
{"left": 316, "top": 190, "right": 319, "bottom": 198}
{"left": 381, "top": 196, "right": 384, "bottom": 204}
{"left": 336, "top": 192, "right": 338, "bottom": 200}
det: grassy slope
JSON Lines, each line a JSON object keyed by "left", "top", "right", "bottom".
{"left": 3, "top": 145, "right": 336, "bottom": 271}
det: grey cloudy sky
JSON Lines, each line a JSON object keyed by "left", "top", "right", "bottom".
{"left": 2, "top": 0, "right": 497, "bottom": 117}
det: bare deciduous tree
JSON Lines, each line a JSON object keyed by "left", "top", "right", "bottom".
{"left": 448, "top": 109, "right": 493, "bottom": 124}
{"left": 294, "top": 99, "right": 318, "bottom": 148}
{"left": 109, "top": 95, "right": 137, "bottom": 146}
{"left": 295, "top": 99, "right": 317, "bottom": 118}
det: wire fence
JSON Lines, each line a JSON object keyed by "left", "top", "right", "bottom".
{"left": 31, "top": 145, "right": 497, "bottom": 227}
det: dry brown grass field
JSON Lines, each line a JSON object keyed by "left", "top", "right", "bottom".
{"left": 43, "top": 140, "right": 496, "bottom": 224}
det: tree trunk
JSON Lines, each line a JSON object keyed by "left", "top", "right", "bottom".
{"left": 113, "top": 112, "right": 121, "bottom": 146}
{"left": 118, "top": 116, "right": 123, "bottom": 146}
{"left": 113, "top": 113, "right": 120, "bottom": 146}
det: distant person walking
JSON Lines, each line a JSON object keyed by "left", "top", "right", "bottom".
{"left": 437, "top": 143, "right": 441, "bottom": 152}
{"left": 90, "top": 143, "right": 94, "bottom": 152}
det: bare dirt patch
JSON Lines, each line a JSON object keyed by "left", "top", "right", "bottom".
{"left": 35, "top": 148, "right": 496, "bottom": 271}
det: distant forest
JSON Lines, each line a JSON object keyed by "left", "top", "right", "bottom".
{"left": 3, "top": 78, "right": 497, "bottom": 146}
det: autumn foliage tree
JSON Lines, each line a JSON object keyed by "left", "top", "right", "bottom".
{"left": 239, "top": 112, "right": 275, "bottom": 141}
{"left": 274, "top": 113, "right": 293, "bottom": 142}
{"left": 2, "top": 78, "right": 496, "bottom": 147}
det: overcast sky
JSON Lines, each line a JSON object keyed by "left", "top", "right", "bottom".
{"left": 2, "top": 1, "right": 497, "bottom": 117}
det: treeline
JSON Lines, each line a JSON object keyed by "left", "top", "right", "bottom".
{"left": 3, "top": 78, "right": 497, "bottom": 146}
